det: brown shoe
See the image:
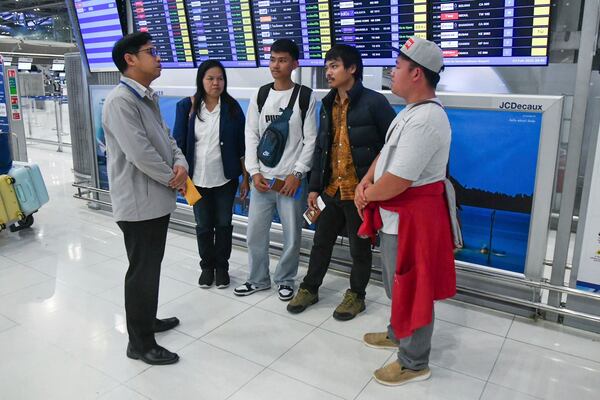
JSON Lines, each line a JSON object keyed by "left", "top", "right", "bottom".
{"left": 374, "top": 361, "right": 431, "bottom": 386}
{"left": 363, "top": 332, "right": 397, "bottom": 349}
{"left": 333, "top": 290, "right": 365, "bottom": 321}
{"left": 287, "top": 288, "right": 318, "bottom": 314}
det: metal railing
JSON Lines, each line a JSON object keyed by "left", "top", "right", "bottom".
{"left": 22, "top": 95, "right": 71, "bottom": 151}
{"left": 72, "top": 182, "right": 600, "bottom": 325}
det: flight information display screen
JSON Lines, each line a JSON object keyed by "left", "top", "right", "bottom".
{"left": 332, "top": 0, "right": 428, "bottom": 66}
{"left": 132, "top": 0, "right": 195, "bottom": 68}
{"left": 252, "top": 0, "right": 333, "bottom": 67}
{"left": 184, "top": 0, "right": 257, "bottom": 67}
{"left": 74, "top": 0, "right": 123, "bottom": 72}
{"left": 429, "top": 0, "right": 551, "bottom": 66}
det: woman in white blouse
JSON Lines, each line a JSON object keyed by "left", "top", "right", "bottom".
{"left": 173, "top": 60, "right": 249, "bottom": 289}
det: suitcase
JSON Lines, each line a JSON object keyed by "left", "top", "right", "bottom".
{"left": 0, "top": 174, "right": 25, "bottom": 231}
{"left": 9, "top": 162, "right": 50, "bottom": 216}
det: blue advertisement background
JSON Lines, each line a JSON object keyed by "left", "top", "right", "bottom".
{"left": 446, "top": 109, "right": 541, "bottom": 273}
{"left": 91, "top": 87, "right": 542, "bottom": 274}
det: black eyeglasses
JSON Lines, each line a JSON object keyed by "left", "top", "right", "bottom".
{"left": 133, "top": 47, "right": 159, "bottom": 57}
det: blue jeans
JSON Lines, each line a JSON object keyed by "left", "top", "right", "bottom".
{"left": 193, "top": 179, "right": 238, "bottom": 270}
{"left": 246, "top": 182, "right": 305, "bottom": 288}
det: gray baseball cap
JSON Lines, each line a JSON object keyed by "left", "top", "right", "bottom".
{"left": 399, "top": 36, "right": 444, "bottom": 74}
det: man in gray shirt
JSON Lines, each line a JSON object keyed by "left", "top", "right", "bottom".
{"left": 102, "top": 32, "right": 188, "bottom": 365}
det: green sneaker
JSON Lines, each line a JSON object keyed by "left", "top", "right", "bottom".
{"left": 333, "top": 290, "right": 366, "bottom": 321}
{"left": 287, "top": 288, "right": 319, "bottom": 314}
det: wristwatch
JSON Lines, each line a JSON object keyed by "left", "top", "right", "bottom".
{"left": 291, "top": 170, "right": 303, "bottom": 180}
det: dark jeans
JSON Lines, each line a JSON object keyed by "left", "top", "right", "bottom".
{"left": 193, "top": 179, "right": 238, "bottom": 270}
{"left": 117, "top": 214, "right": 170, "bottom": 352}
{"left": 301, "top": 191, "right": 373, "bottom": 298}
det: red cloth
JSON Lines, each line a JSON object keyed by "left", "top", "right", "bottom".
{"left": 358, "top": 181, "right": 456, "bottom": 339}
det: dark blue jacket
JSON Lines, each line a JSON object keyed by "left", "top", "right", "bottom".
{"left": 172, "top": 96, "right": 246, "bottom": 181}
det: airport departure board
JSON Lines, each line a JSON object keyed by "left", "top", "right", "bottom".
{"left": 332, "top": 0, "right": 428, "bottom": 66}
{"left": 74, "top": 0, "right": 552, "bottom": 69}
{"left": 132, "top": 0, "right": 195, "bottom": 68}
{"left": 184, "top": 0, "right": 257, "bottom": 67}
{"left": 74, "top": 0, "right": 123, "bottom": 72}
{"left": 252, "top": 0, "right": 333, "bottom": 67}
{"left": 429, "top": 0, "right": 551, "bottom": 66}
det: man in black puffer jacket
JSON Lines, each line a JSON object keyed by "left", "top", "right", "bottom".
{"left": 287, "top": 44, "right": 396, "bottom": 320}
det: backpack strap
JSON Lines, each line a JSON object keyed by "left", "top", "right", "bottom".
{"left": 258, "top": 83, "right": 313, "bottom": 124}
{"left": 257, "top": 83, "right": 274, "bottom": 114}
{"left": 285, "top": 84, "right": 301, "bottom": 111}
{"left": 412, "top": 99, "right": 445, "bottom": 110}
{"left": 299, "top": 85, "right": 312, "bottom": 123}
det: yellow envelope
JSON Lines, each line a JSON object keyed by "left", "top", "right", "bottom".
{"left": 184, "top": 177, "right": 202, "bottom": 206}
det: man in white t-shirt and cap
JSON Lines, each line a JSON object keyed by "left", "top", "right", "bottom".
{"left": 354, "top": 36, "right": 457, "bottom": 386}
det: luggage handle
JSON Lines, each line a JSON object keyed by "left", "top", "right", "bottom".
{"left": 15, "top": 183, "right": 32, "bottom": 202}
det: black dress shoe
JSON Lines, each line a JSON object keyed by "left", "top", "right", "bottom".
{"left": 127, "top": 343, "right": 179, "bottom": 365}
{"left": 153, "top": 317, "right": 180, "bottom": 333}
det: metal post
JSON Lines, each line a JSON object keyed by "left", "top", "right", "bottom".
{"left": 548, "top": 0, "right": 600, "bottom": 319}
{"left": 26, "top": 98, "right": 33, "bottom": 138}
{"left": 54, "top": 97, "right": 63, "bottom": 152}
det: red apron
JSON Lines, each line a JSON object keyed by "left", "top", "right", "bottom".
{"left": 358, "top": 181, "right": 456, "bottom": 339}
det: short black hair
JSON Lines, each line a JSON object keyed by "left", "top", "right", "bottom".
{"left": 112, "top": 32, "right": 153, "bottom": 73}
{"left": 270, "top": 39, "right": 300, "bottom": 61}
{"left": 398, "top": 53, "right": 442, "bottom": 89}
{"left": 325, "top": 44, "right": 363, "bottom": 81}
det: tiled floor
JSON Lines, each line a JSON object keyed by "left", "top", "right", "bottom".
{"left": 1, "top": 144, "right": 600, "bottom": 400}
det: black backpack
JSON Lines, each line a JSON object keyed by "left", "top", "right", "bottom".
{"left": 257, "top": 83, "right": 312, "bottom": 124}
{"left": 256, "top": 83, "right": 311, "bottom": 168}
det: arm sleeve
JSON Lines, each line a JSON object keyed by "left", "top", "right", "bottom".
{"left": 103, "top": 96, "right": 176, "bottom": 186}
{"left": 244, "top": 91, "right": 261, "bottom": 176}
{"left": 293, "top": 93, "right": 318, "bottom": 174}
{"left": 386, "top": 122, "right": 440, "bottom": 181}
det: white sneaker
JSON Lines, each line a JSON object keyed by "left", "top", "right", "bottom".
{"left": 233, "top": 282, "right": 270, "bottom": 296}
{"left": 278, "top": 285, "right": 294, "bottom": 301}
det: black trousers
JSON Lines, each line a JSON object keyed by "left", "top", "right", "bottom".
{"left": 301, "top": 192, "right": 373, "bottom": 298}
{"left": 192, "top": 179, "right": 238, "bottom": 270}
{"left": 117, "top": 214, "right": 170, "bottom": 352}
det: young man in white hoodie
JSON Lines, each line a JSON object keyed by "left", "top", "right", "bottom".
{"left": 234, "top": 39, "right": 317, "bottom": 300}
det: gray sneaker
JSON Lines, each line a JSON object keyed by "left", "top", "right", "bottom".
{"left": 287, "top": 288, "right": 319, "bottom": 314}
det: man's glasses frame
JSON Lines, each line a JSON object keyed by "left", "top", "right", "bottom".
{"left": 132, "top": 47, "right": 158, "bottom": 58}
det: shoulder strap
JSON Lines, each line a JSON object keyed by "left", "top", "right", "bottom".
{"left": 412, "top": 99, "right": 445, "bottom": 110}
{"left": 285, "top": 84, "right": 301, "bottom": 111}
{"left": 299, "top": 85, "right": 312, "bottom": 123}
{"left": 412, "top": 99, "right": 449, "bottom": 177}
{"left": 257, "top": 83, "right": 274, "bottom": 113}
{"left": 385, "top": 100, "right": 446, "bottom": 142}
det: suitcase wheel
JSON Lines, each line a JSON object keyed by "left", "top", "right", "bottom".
{"left": 0, "top": 223, "right": 5, "bottom": 231}
{"left": 18, "top": 213, "right": 26, "bottom": 221}
{"left": 21, "top": 215, "right": 34, "bottom": 228}
{"left": 8, "top": 215, "right": 34, "bottom": 232}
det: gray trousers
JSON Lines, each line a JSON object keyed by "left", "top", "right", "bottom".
{"left": 380, "top": 232, "right": 434, "bottom": 371}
